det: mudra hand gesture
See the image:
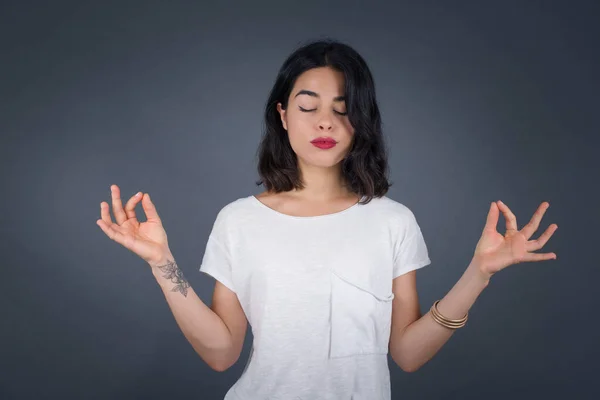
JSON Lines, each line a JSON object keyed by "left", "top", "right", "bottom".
{"left": 97, "top": 185, "right": 170, "bottom": 265}
{"left": 473, "top": 200, "right": 558, "bottom": 279}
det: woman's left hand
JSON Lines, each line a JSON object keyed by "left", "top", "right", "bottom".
{"left": 472, "top": 200, "right": 558, "bottom": 279}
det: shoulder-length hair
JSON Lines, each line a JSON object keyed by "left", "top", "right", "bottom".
{"left": 255, "top": 38, "right": 392, "bottom": 204}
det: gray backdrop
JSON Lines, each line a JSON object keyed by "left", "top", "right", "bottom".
{"left": 2, "top": 1, "right": 598, "bottom": 399}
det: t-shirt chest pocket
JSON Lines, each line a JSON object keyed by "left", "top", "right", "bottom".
{"left": 327, "top": 246, "right": 395, "bottom": 359}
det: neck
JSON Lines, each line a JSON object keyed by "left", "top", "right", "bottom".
{"left": 290, "top": 160, "right": 353, "bottom": 201}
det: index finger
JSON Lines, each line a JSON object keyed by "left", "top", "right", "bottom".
{"left": 497, "top": 200, "right": 518, "bottom": 231}
{"left": 111, "top": 184, "right": 127, "bottom": 225}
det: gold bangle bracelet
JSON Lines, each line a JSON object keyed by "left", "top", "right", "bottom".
{"left": 430, "top": 304, "right": 467, "bottom": 328}
{"left": 429, "top": 300, "right": 468, "bottom": 329}
{"left": 430, "top": 311, "right": 466, "bottom": 329}
{"left": 432, "top": 300, "right": 468, "bottom": 323}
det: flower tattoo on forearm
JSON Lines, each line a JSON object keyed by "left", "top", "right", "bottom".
{"left": 157, "top": 260, "right": 191, "bottom": 297}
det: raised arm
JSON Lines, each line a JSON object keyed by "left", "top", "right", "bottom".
{"left": 97, "top": 185, "right": 247, "bottom": 371}
{"left": 390, "top": 200, "right": 557, "bottom": 372}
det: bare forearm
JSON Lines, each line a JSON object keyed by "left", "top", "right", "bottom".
{"left": 149, "top": 252, "right": 233, "bottom": 370}
{"left": 392, "top": 259, "right": 491, "bottom": 372}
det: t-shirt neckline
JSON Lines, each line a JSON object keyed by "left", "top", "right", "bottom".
{"left": 249, "top": 195, "right": 362, "bottom": 220}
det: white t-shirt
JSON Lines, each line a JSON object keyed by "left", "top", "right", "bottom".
{"left": 199, "top": 194, "right": 431, "bottom": 400}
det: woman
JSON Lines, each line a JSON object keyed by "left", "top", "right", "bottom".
{"left": 96, "top": 39, "right": 558, "bottom": 400}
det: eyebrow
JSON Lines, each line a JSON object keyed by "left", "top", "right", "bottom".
{"left": 294, "top": 89, "right": 346, "bottom": 102}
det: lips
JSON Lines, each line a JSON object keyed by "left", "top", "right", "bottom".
{"left": 311, "top": 137, "right": 337, "bottom": 144}
{"left": 311, "top": 137, "right": 337, "bottom": 149}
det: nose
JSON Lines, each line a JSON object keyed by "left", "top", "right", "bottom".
{"left": 318, "top": 118, "right": 333, "bottom": 131}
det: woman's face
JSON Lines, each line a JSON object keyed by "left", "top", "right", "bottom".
{"left": 277, "top": 67, "right": 355, "bottom": 169}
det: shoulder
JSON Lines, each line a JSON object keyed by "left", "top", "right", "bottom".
{"left": 366, "top": 195, "right": 418, "bottom": 223}
{"left": 363, "top": 195, "right": 426, "bottom": 243}
{"left": 211, "top": 195, "right": 255, "bottom": 223}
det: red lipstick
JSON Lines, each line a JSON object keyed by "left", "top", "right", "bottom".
{"left": 311, "top": 137, "right": 337, "bottom": 149}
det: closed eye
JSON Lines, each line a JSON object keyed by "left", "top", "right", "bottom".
{"left": 299, "top": 106, "right": 347, "bottom": 116}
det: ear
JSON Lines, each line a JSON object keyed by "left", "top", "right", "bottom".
{"left": 276, "top": 102, "right": 287, "bottom": 130}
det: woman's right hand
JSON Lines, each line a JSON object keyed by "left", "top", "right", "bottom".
{"left": 97, "top": 184, "right": 170, "bottom": 266}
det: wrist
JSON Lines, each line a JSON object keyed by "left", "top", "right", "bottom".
{"left": 148, "top": 250, "right": 175, "bottom": 271}
{"left": 467, "top": 257, "right": 493, "bottom": 286}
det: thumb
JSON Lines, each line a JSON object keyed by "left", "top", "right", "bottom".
{"left": 483, "top": 201, "right": 499, "bottom": 232}
{"left": 142, "top": 193, "right": 162, "bottom": 223}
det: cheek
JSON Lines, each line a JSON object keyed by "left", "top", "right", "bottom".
{"left": 286, "top": 113, "right": 312, "bottom": 134}
{"left": 342, "top": 118, "right": 354, "bottom": 134}
{"left": 339, "top": 122, "right": 355, "bottom": 141}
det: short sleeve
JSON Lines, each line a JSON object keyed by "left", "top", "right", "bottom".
{"left": 199, "top": 208, "right": 236, "bottom": 293}
{"left": 393, "top": 210, "right": 432, "bottom": 279}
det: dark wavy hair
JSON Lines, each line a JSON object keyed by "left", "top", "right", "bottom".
{"left": 255, "top": 38, "right": 392, "bottom": 204}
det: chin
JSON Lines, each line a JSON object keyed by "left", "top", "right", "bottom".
{"left": 300, "top": 155, "right": 345, "bottom": 168}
